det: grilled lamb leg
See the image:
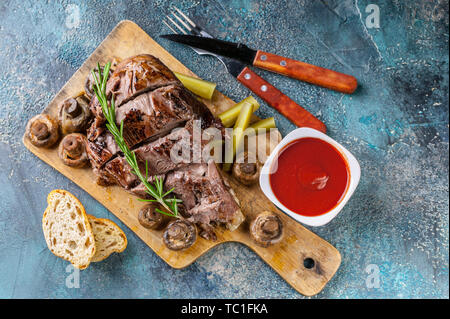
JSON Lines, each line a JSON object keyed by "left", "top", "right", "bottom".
{"left": 86, "top": 53, "right": 244, "bottom": 238}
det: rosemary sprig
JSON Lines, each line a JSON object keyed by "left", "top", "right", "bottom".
{"left": 91, "top": 62, "right": 181, "bottom": 218}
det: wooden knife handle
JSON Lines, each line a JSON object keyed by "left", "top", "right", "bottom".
{"left": 253, "top": 50, "right": 358, "bottom": 94}
{"left": 237, "top": 67, "right": 327, "bottom": 133}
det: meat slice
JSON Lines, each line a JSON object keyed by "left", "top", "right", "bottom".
{"left": 116, "top": 84, "right": 220, "bottom": 148}
{"left": 133, "top": 127, "right": 192, "bottom": 176}
{"left": 92, "top": 167, "right": 117, "bottom": 186}
{"left": 85, "top": 124, "right": 121, "bottom": 169}
{"left": 90, "top": 54, "right": 180, "bottom": 119}
{"left": 102, "top": 152, "right": 166, "bottom": 196}
{"left": 104, "top": 121, "right": 207, "bottom": 191}
{"left": 116, "top": 85, "right": 192, "bottom": 147}
{"left": 129, "top": 174, "right": 165, "bottom": 199}
{"left": 85, "top": 53, "right": 244, "bottom": 238}
{"left": 164, "top": 162, "right": 244, "bottom": 231}
{"left": 104, "top": 156, "right": 140, "bottom": 190}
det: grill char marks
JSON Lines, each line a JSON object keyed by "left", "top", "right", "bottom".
{"left": 117, "top": 85, "right": 201, "bottom": 148}
{"left": 86, "top": 125, "right": 121, "bottom": 169}
{"left": 85, "top": 54, "right": 244, "bottom": 238}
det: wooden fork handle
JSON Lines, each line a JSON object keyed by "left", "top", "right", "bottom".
{"left": 237, "top": 67, "right": 327, "bottom": 133}
{"left": 253, "top": 50, "right": 358, "bottom": 94}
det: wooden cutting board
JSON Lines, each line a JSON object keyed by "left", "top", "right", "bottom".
{"left": 22, "top": 20, "right": 341, "bottom": 296}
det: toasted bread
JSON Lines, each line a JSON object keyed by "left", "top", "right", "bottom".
{"left": 42, "top": 190, "right": 96, "bottom": 270}
{"left": 87, "top": 215, "right": 127, "bottom": 262}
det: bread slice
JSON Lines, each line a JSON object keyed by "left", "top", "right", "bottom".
{"left": 42, "top": 190, "right": 96, "bottom": 269}
{"left": 87, "top": 215, "right": 127, "bottom": 262}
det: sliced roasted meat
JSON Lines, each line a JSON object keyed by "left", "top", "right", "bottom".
{"left": 90, "top": 54, "right": 180, "bottom": 119}
{"left": 133, "top": 127, "right": 192, "bottom": 176}
{"left": 25, "top": 114, "right": 59, "bottom": 148}
{"left": 133, "top": 120, "right": 217, "bottom": 176}
{"left": 164, "top": 162, "right": 244, "bottom": 232}
{"left": 197, "top": 222, "right": 217, "bottom": 241}
{"left": 250, "top": 211, "right": 283, "bottom": 247}
{"left": 86, "top": 85, "right": 222, "bottom": 169}
{"left": 85, "top": 124, "right": 121, "bottom": 169}
{"left": 129, "top": 174, "right": 165, "bottom": 198}
{"left": 84, "top": 53, "right": 244, "bottom": 241}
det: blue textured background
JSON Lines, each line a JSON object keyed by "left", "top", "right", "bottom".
{"left": 0, "top": 0, "right": 448, "bottom": 298}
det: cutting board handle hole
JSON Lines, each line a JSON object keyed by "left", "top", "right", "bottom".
{"left": 303, "top": 257, "right": 315, "bottom": 269}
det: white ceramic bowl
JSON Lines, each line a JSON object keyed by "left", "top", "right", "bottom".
{"left": 259, "top": 127, "right": 360, "bottom": 227}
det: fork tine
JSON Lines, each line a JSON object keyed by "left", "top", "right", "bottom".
{"left": 163, "top": 20, "right": 179, "bottom": 34}
{"left": 172, "top": 6, "right": 197, "bottom": 28}
{"left": 171, "top": 11, "right": 193, "bottom": 32}
{"left": 165, "top": 15, "right": 188, "bottom": 34}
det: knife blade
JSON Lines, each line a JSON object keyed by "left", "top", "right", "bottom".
{"left": 161, "top": 34, "right": 357, "bottom": 94}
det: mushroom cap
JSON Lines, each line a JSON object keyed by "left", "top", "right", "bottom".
{"left": 163, "top": 219, "right": 197, "bottom": 251}
{"left": 232, "top": 151, "right": 261, "bottom": 186}
{"left": 84, "top": 66, "right": 113, "bottom": 99}
{"left": 138, "top": 204, "right": 165, "bottom": 230}
{"left": 25, "top": 114, "right": 59, "bottom": 148}
{"left": 58, "top": 133, "right": 88, "bottom": 168}
{"left": 250, "top": 211, "right": 283, "bottom": 247}
{"left": 58, "top": 94, "right": 91, "bottom": 135}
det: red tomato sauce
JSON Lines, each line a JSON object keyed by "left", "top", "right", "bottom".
{"left": 269, "top": 137, "right": 349, "bottom": 217}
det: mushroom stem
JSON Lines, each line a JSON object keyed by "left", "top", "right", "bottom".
{"left": 58, "top": 133, "right": 88, "bottom": 168}
{"left": 31, "top": 122, "right": 50, "bottom": 140}
{"left": 64, "top": 98, "right": 82, "bottom": 118}
{"left": 138, "top": 204, "right": 165, "bottom": 230}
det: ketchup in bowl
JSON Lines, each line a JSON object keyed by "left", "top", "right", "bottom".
{"left": 269, "top": 137, "right": 349, "bottom": 217}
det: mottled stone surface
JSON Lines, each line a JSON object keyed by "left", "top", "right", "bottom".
{"left": 0, "top": 0, "right": 448, "bottom": 298}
